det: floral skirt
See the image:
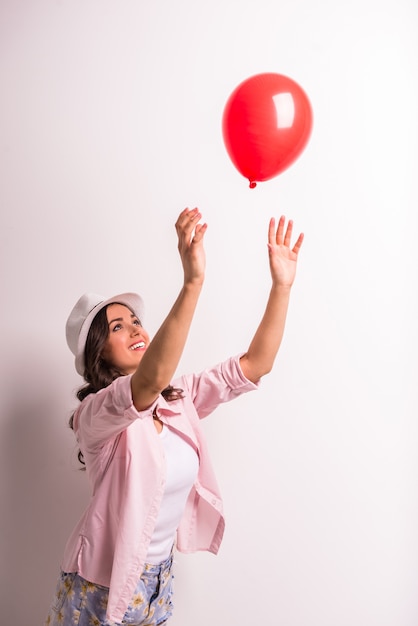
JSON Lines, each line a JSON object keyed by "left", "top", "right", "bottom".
{"left": 44, "top": 552, "right": 174, "bottom": 626}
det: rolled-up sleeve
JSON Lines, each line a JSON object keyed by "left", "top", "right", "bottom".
{"left": 74, "top": 375, "right": 158, "bottom": 451}
{"left": 180, "top": 354, "right": 259, "bottom": 419}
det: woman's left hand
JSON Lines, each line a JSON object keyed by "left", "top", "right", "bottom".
{"left": 268, "top": 216, "right": 304, "bottom": 287}
{"left": 175, "top": 207, "right": 207, "bottom": 287}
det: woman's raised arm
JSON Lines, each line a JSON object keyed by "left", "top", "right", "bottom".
{"left": 131, "top": 208, "right": 207, "bottom": 411}
{"left": 240, "top": 215, "right": 304, "bottom": 383}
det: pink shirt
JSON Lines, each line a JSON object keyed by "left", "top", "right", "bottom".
{"left": 61, "top": 355, "right": 258, "bottom": 622}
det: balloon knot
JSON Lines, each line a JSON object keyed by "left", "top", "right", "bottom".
{"left": 249, "top": 181, "right": 257, "bottom": 189}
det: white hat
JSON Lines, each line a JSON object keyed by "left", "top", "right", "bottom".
{"left": 65, "top": 292, "right": 145, "bottom": 376}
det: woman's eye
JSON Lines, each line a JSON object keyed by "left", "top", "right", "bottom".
{"left": 112, "top": 323, "right": 122, "bottom": 332}
{"left": 133, "top": 319, "right": 142, "bottom": 326}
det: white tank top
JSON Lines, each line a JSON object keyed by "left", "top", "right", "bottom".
{"left": 146, "top": 424, "right": 199, "bottom": 563}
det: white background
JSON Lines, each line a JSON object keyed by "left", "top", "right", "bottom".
{"left": 1, "top": 1, "right": 417, "bottom": 625}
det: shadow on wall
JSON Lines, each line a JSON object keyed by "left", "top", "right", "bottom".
{"left": 0, "top": 344, "right": 89, "bottom": 624}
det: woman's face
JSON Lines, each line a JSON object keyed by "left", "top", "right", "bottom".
{"left": 101, "top": 303, "right": 149, "bottom": 375}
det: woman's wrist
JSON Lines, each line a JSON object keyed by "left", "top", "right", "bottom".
{"left": 270, "top": 281, "right": 293, "bottom": 293}
{"left": 183, "top": 275, "right": 205, "bottom": 289}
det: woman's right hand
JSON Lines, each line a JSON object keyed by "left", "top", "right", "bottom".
{"left": 175, "top": 207, "right": 207, "bottom": 286}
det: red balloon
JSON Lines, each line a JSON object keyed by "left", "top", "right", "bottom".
{"left": 222, "top": 73, "right": 313, "bottom": 187}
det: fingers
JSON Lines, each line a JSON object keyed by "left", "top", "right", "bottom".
{"left": 283, "top": 219, "right": 293, "bottom": 247}
{"left": 176, "top": 207, "right": 207, "bottom": 249}
{"left": 176, "top": 209, "right": 302, "bottom": 254}
{"left": 292, "top": 232, "right": 304, "bottom": 255}
{"left": 192, "top": 222, "right": 208, "bottom": 243}
{"left": 175, "top": 207, "right": 202, "bottom": 233}
{"left": 270, "top": 215, "right": 303, "bottom": 253}
{"left": 276, "top": 215, "right": 285, "bottom": 244}
{"left": 268, "top": 217, "right": 276, "bottom": 244}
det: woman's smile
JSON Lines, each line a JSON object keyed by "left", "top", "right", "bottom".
{"left": 129, "top": 341, "right": 146, "bottom": 351}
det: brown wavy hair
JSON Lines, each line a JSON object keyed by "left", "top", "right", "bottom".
{"left": 70, "top": 303, "right": 184, "bottom": 468}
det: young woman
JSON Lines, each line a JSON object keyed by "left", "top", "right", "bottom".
{"left": 45, "top": 207, "right": 303, "bottom": 626}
